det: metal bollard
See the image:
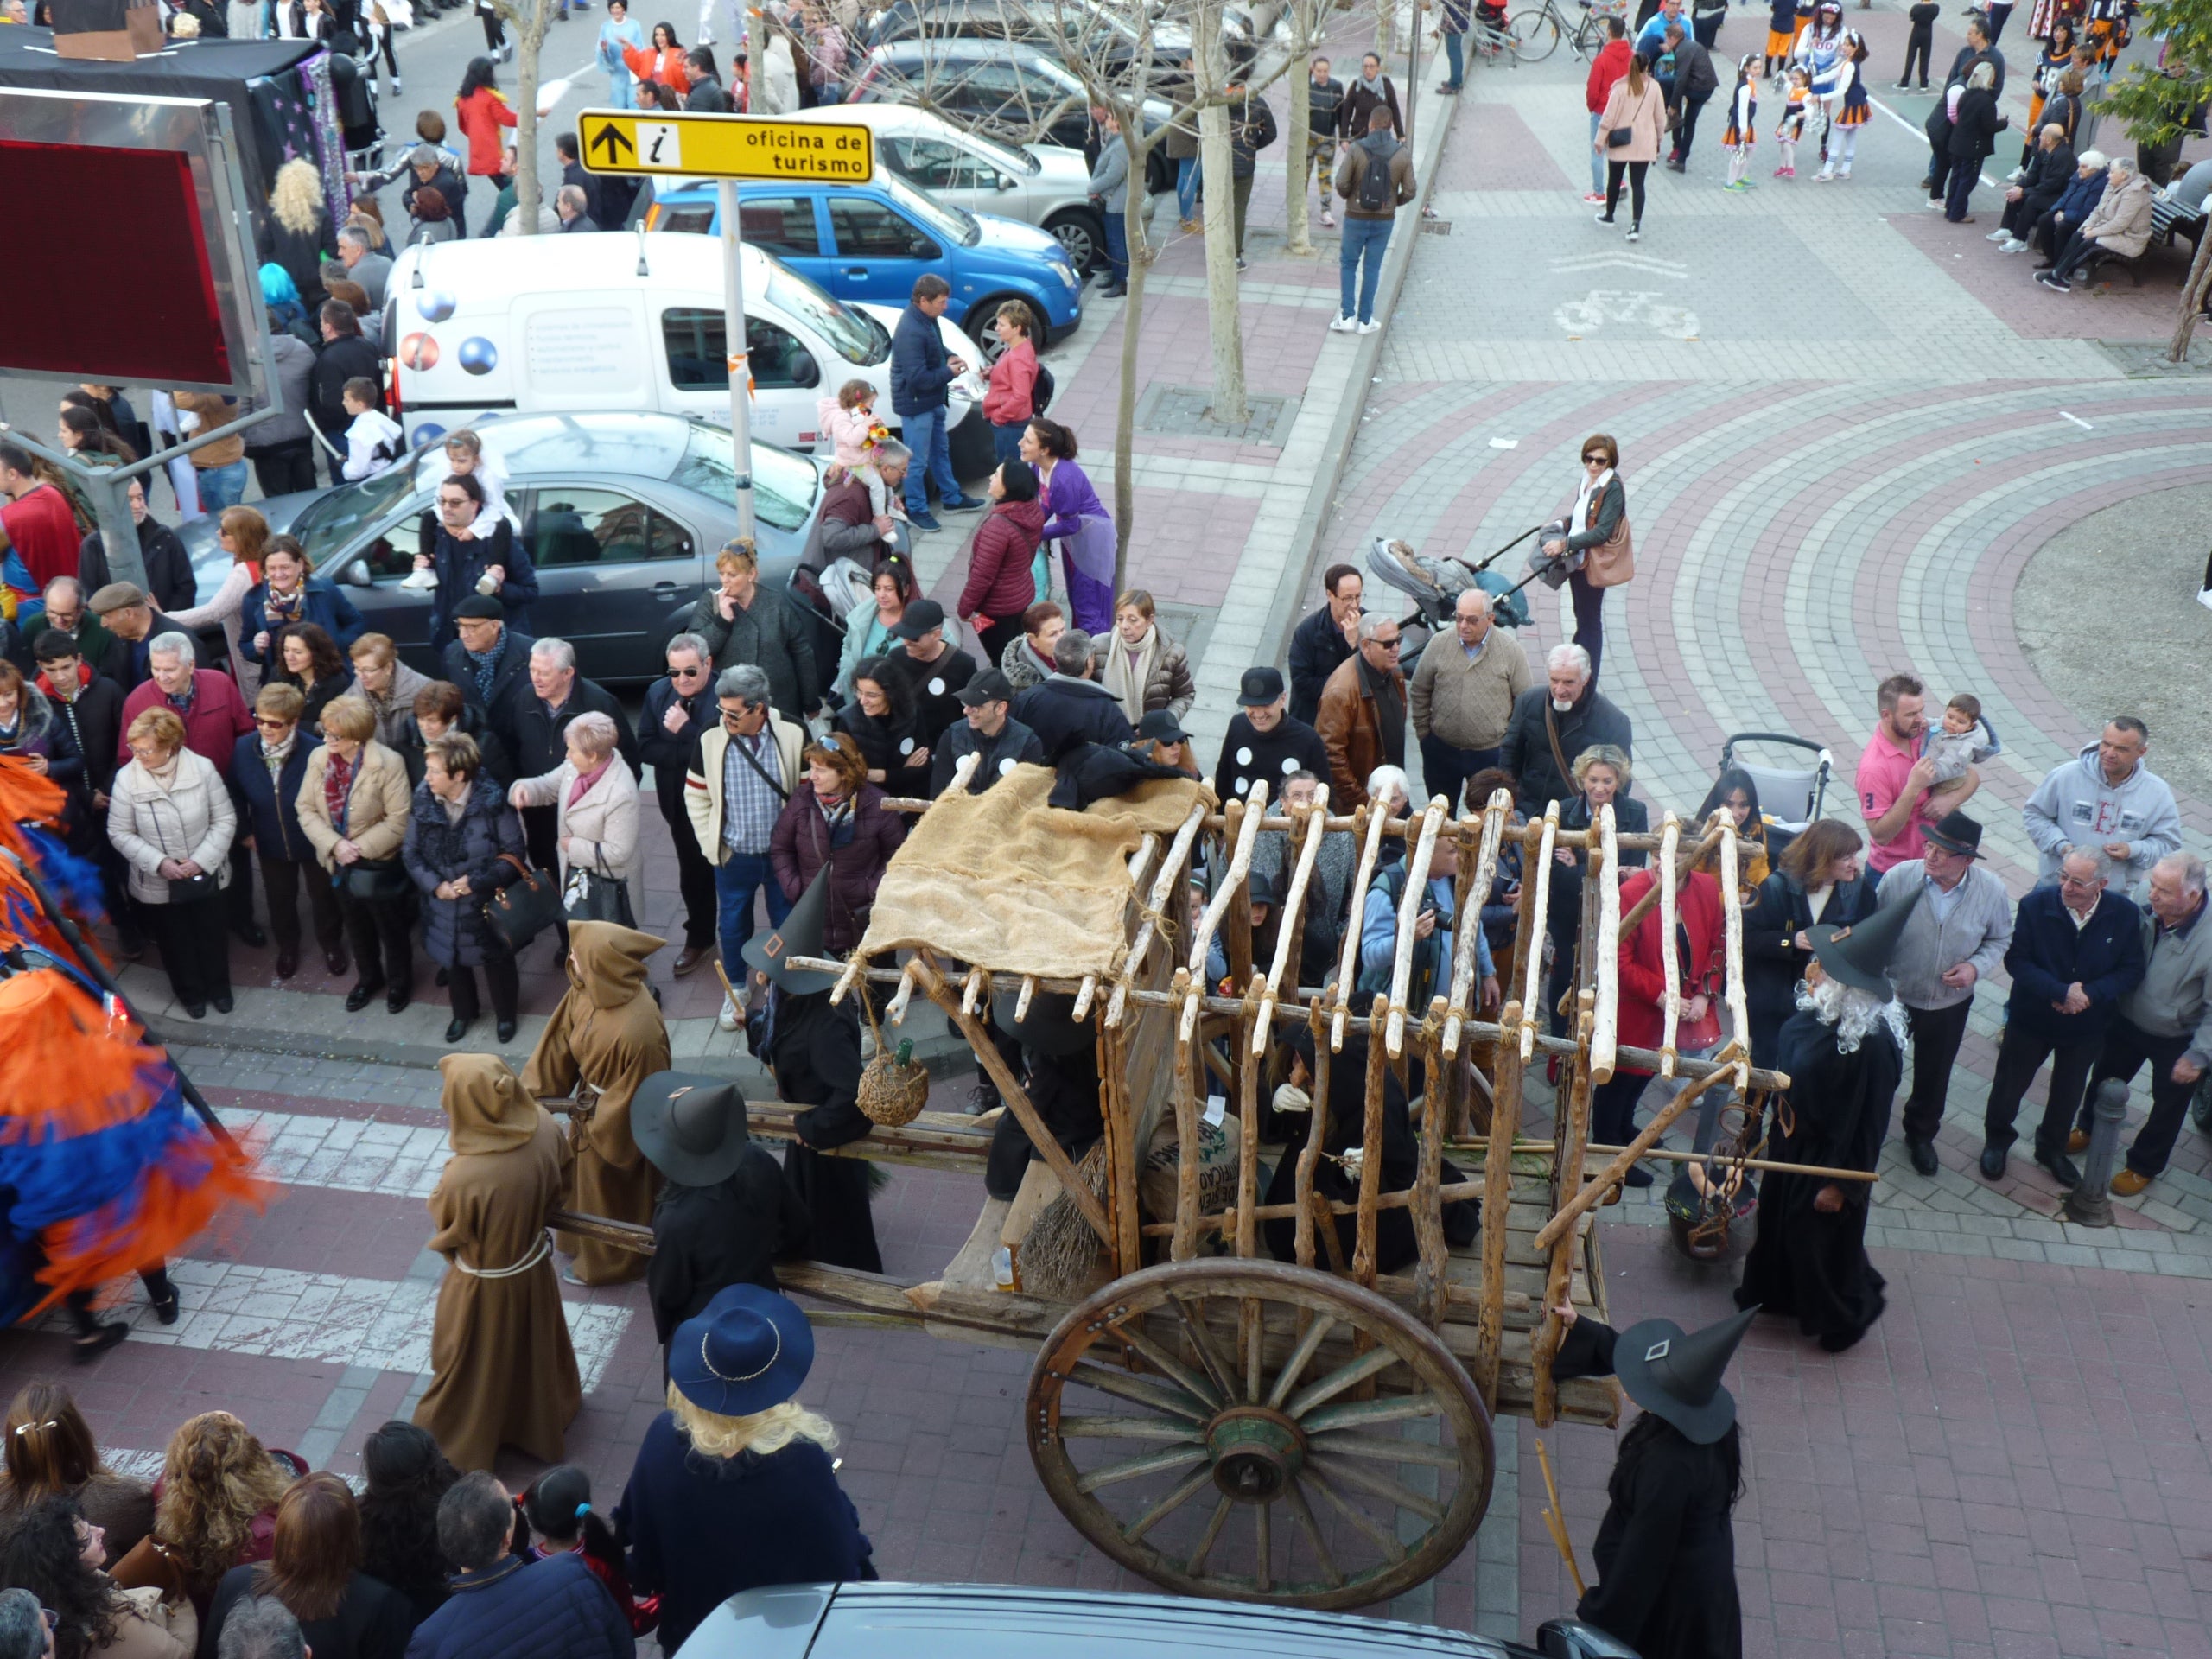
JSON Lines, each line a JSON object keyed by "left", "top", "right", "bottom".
{"left": 2062, "top": 1079, "right": 2129, "bottom": 1227}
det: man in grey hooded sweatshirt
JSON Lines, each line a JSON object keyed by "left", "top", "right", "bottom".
{"left": 2022, "top": 717, "right": 2181, "bottom": 893}
{"left": 1332, "top": 105, "right": 1415, "bottom": 334}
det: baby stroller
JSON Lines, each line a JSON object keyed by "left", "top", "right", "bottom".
{"left": 1365, "top": 530, "right": 1540, "bottom": 673}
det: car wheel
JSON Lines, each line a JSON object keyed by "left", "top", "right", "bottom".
{"left": 1044, "top": 207, "right": 1105, "bottom": 274}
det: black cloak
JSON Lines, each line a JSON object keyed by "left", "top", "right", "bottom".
{"left": 1734, "top": 1004, "right": 1901, "bottom": 1351}
{"left": 759, "top": 986, "right": 884, "bottom": 1274}
{"left": 648, "top": 1147, "right": 814, "bottom": 1349}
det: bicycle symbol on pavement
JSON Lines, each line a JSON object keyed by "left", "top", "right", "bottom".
{"left": 1553, "top": 289, "right": 1700, "bottom": 340}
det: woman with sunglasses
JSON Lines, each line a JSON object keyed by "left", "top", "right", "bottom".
{"left": 639, "top": 632, "right": 724, "bottom": 977}
{"left": 1538, "top": 432, "right": 1630, "bottom": 686}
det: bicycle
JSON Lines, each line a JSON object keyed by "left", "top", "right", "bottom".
{"left": 1509, "top": 0, "right": 1626, "bottom": 64}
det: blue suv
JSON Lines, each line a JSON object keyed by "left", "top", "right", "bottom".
{"left": 646, "top": 172, "right": 1082, "bottom": 354}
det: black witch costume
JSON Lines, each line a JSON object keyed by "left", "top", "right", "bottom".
{"left": 751, "top": 985, "right": 885, "bottom": 1274}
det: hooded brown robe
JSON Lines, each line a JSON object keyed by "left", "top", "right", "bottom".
{"left": 524, "top": 920, "right": 673, "bottom": 1284}
{"left": 413, "top": 1053, "right": 581, "bottom": 1471}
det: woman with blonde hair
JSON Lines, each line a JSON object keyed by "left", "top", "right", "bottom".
{"left": 614, "top": 1287, "right": 870, "bottom": 1657}
{"left": 115, "top": 1414, "right": 302, "bottom": 1616}
{"left": 296, "top": 696, "right": 415, "bottom": 1015}
{"left": 262, "top": 158, "right": 339, "bottom": 313}
{"left": 1090, "top": 588, "right": 1195, "bottom": 725}
{"left": 168, "top": 505, "right": 270, "bottom": 687}
{"left": 0, "top": 1383, "right": 155, "bottom": 1563}
{"left": 108, "top": 705, "right": 238, "bottom": 1019}
{"left": 767, "top": 731, "right": 906, "bottom": 957}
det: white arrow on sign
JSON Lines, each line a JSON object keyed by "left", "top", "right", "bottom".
{"left": 1549, "top": 252, "right": 1690, "bottom": 278}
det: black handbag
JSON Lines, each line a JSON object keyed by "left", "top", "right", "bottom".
{"left": 167, "top": 870, "right": 219, "bottom": 906}
{"left": 340, "top": 856, "right": 410, "bottom": 903}
{"left": 563, "top": 866, "right": 635, "bottom": 928}
{"left": 1606, "top": 125, "right": 1635, "bottom": 148}
{"left": 483, "top": 853, "right": 561, "bottom": 954}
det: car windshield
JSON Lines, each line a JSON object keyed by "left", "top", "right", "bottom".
{"left": 673, "top": 422, "right": 820, "bottom": 532}
{"left": 286, "top": 462, "right": 421, "bottom": 564}
{"left": 765, "top": 261, "right": 888, "bottom": 365}
{"left": 876, "top": 169, "right": 976, "bottom": 247}
{"left": 963, "top": 126, "right": 1039, "bottom": 177}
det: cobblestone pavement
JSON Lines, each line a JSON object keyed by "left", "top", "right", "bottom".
{"left": 10, "top": 9, "right": 2212, "bottom": 1657}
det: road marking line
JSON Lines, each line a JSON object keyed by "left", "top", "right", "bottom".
{"left": 2059, "top": 410, "right": 2094, "bottom": 429}
{"left": 218, "top": 1108, "right": 451, "bottom": 1200}
{"left": 50, "top": 1259, "right": 632, "bottom": 1393}
{"left": 1868, "top": 93, "right": 1996, "bottom": 188}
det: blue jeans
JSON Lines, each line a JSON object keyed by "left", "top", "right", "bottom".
{"left": 1101, "top": 209, "right": 1128, "bottom": 285}
{"left": 1176, "top": 156, "right": 1200, "bottom": 221}
{"left": 1339, "top": 215, "right": 1393, "bottom": 323}
{"left": 1443, "top": 30, "right": 1465, "bottom": 86}
{"left": 715, "top": 850, "right": 791, "bottom": 982}
{"left": 1589, "top": 111, "right": 1605, "bottom": 194}
{"left": 991, "top": 419, "right": 1028, "bottom": 464}
{"left": 899, "top": 403, "right": 960, "bottom": 514}
{"left": 197, "top": 459, "right": 249, "bottom": 512}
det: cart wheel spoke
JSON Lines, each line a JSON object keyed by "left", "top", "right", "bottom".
{"left": 1122, "top": 1464, "right": 1218, "bottom": 1545}
{"left": 1298, "top": 1392, "right": 1445, "bottom": 1434}
{"left": 1055, "top": 1415, "right": 1205, "bottom": 1443}
{"left": 1186, "top": 1493, "right": 1233, "bottom": 1576}
{"left": 1306, "top": 1432, "right": 1462, "bottom": 1470}
{"left": 1306, "top": 1453, "right": 1446, "bottom": 1525}
{"left": 1282, "top": 1344, "right": 1402, "bottom": 1419}
{"left": 1106, "top": 1317, "right": 1225, "bottom": 1414}
{"left": 1063, "top": 1360, "right": 1210, "bottom": 1421}
{"left": 1166, "top": 1294, "right": 1239, "bottom": 1402}
{"left": 1074, "top": 1445, "right": 1211, "bottom": 1495}
{"left": 1254, "top": 1495, "right": 1272, "bottom": 1593}
{"left": 1302, "top": 1462, "right": 1408, "bottom": 1565}
{"left": 1263, "top": 1313, "right": 1339, "bottom": 1410}
{"left": 1283, "top": 1478, "right": 1344, "bottom": 1589}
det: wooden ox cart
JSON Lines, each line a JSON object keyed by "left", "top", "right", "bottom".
{"left": 558, "top": 761, "right": 1795, "bottom": 1611}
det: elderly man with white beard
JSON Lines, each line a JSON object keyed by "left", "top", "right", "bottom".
{"left": 1736, "top": 887, "right": 1920, "bottom": 1354}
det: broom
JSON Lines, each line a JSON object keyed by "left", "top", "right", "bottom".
{"left": 1019, "top": 1141, "right": 1110, "bottom": 1300}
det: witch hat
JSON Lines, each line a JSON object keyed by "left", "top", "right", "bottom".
{"left": 741, "top": 865, "right": 841, "bottom": 995}
{"left": 1808, "top": 880, "right": 1922, "bottom": 1001}
{"left": 1613, "top": 1305, "right": 1758, "bottom": 1444}
{"left": 633, "top": 1071, "right": 753, "bottom": 1186}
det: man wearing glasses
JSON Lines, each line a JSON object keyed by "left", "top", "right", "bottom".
{"left": 1313, "top": 611, "right": 1407, "bottom": 809}
{"left": 684, "top": 663, "right": 806, "bottom": 1030}
{"left": 639, "top": 632, "right": 724, "bottom": 977}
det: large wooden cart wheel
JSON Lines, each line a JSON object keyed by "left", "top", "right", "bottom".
{"left": 1027, "top": 1259, "right": 1494, "bottom": 1610}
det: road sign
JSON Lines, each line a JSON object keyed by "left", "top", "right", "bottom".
{"left": 575, "top": 110, "right": 875, "bottom": 181}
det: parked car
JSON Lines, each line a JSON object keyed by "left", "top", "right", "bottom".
{"left": 766, "top": 103, "right": 1108, "bottom": 275}
{"left": 677, "top": 1584, "right": 1637, "bottom": 1659}
{"left": 856, "top": 0, "right": 1246, "bottom": 73}
{"left": 643, "top": 170, "right": 1083, "bottom": 359}
{"left": 180, "top": 413, "right": 828, "bottom": 686}
{"left": 379, "top": 233, "right": 988, "bottom": 466}
{"left": 847, "top": 36, "right": 1180, "bottom": 198}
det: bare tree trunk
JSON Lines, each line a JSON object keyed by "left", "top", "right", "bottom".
{"left": 501, "top": 0, "right": 554, "bottom": 235}
{"left": 1112, "top": 185, "right": 1152, "bottom": 593}
{"left": 1285, "top": 48, "right": 1314, "bottom": 257}
{"left": 2170, "top": 228, "right": 2212, "bottom": 364}
{"left": 1195, "top": 3, "right": 1248, "bottom": 427}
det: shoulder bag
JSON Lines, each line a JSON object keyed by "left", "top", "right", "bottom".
{"left": 341, "top": 858, "right": 411, "bottom": 902}
{"left": 724, "top": 725, "right": 791, "bottom": 802}
{"left": 484, "top": 852, "right": 561, "bottom": 954}
{"left": 1584, "top": 507, "right": 1636, "bottom": 589}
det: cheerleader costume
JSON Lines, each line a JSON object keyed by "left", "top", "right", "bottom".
{"left": 0, "top": 762, "right": 270, "bottom": 1336}
{"left": 1722, "top": 80, "right": 1758, "bottom": 188}
{"left": 1773, "top": 87, "right": 1808, "bottom": 175}
{"left": 1821, "top": 58, "right": 1870, "bottom": 177}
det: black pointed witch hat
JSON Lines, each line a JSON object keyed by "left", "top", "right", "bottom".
{"left": 1808, "top": 880, "right": 1923, "bottom": 1002}
{"left": 741, "top": 866, "right": 840, "bottom": 995}
{"left": 1614, "top": 1305, "right": 1758, "bottom": 1444}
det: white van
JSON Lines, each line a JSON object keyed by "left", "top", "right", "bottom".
{"left": 382, "top": 232, "right": 987, "bottom": 463}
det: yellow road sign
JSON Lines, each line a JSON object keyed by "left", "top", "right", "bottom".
{"left": 575, "top": 110, "right": 875, "bottom": 181}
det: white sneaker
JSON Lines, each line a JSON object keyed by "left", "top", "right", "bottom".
{"left": 1624, "top": 226, "right": 1641, "bottom": 241}
{"left": 1986, "top": 227, "right": 2011, "bottom": 241}
{"left": 2198, "top": 588, "right": 2212, "bottom": 613}
{"left": 1999, "top": 237, "right": 2027, "bottom": 252}
{"left": 860, "top": 1027, "right": 878, "bottom": 1061}
{"left": 1329, "top": 314, "right": 1357, "bottom": 333}
{"left": 1356, "top": 319, "right": 1382, "bottom": 334}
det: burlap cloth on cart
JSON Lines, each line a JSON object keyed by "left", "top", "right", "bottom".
{"left": 855, "top": 765, "right": 1211, "bottom": 976}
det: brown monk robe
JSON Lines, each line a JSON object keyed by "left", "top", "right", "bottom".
{"left": 524, "top": 919, "right": 673, "bottom": 1284}
{"left": 414, "top": 1053, "right": 581, "bottom": 1472}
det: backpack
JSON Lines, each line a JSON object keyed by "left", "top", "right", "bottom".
{"left": 1354, "top": 862, "right": 1440, "bottom": 1002}
{"left": 1032, "top": 360, "right": 1055, "bottom": 416}
{"left": 1356, "top": 140, "right": 1395, "bottom": 213}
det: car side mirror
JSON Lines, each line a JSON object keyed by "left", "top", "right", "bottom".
{"left": 909, "top": 235, "right": 937, "bottom": 257}
{"left": 995, "top": 173, "right": 1017, "bottom": 190}
{"left": 345, "top": 559, "right": 374, "bottom": 588}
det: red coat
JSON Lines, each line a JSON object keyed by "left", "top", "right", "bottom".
{"left": 118, "top": 668, "right": 254, "bottom": 779}
{"left": 1613, "top": 868, "right": 1724, "bottom": 1068}
{"left": 1586, "top": 38, "right": 1632, "bottom": 112}
{"left": 955, "top": 496, "right": 1046, "bottom": 626}
{"left": 454, "top": 87, "right": 518, "bottom": 176}
{"left": 623, "top": 43, "right": 693, "bottom": 93}
{"left": 982, "top": 337, "right": 1038, "bottom": 426}
{"left": 1, "top": 483, "right": 83, "bottom": 588}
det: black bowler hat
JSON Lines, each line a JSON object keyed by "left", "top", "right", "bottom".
{"left": 1922, "top": 810, "right": 1984, "bottom": 860}
{"left": 633, "top": 1071, "right": 753, "bottom": 1185}
{"left": 1612, "top": 1306, "right": 1758, "bottom": 1444}
{"left": 1238, "top": 666, "right": 1285, "bottom": 707}
{"left": 452, "top": 594, "right": 506, "bottom": 621}
{"left": 889, "top": 598, "right": 946, "bottom": 640}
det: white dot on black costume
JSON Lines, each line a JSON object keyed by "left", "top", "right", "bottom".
{"left": 998, "top": 759, "right": 1015, "bottom": 776}
{"left": 899, "top": 738, "right": 915, "bottom": 754}
{"left": 1281, "top": 757, "right": 1298, "bottom": 774}
{"left": 1236, "top": 747, "right": 1253, "bottom": 766}
{"left": 1234, "top": 777, "right": 1249, "bottom": 795}
{"left": 928, "top": 678, "right": 946, "bottom": 697}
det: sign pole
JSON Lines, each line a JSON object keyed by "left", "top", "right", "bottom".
{"left": 717, "top": 178, "right": 756, "bottom": 546}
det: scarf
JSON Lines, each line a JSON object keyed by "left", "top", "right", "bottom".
{"left": 567, "top": 757, "right": 612, "bottom": 809}
{"left": 260, "top": 731, "right": 296, "bottom": 785}
{"left": 324, "top": 747, "right": 355, "bottom": 835}
{"left": 464, "top": 635, "right": 505, "bottom": 702}
{"left": 142, "top": 753, "right": 181, "bottom": 791}
{"left": 1574, "top": 466, "right": 1615, "bottom": 534}
{"left": 163, "top": 682, "right": 197, "bottom": 715}
{"left": 1100, "top": 622, "right": 1160, "bottom": 725}
{"left": 1356, "top": 67, "right": 1386, "bottom": 98}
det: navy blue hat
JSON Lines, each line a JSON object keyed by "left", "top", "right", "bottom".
{"left": 669, "top": 1284, "right": 815, "bottom": 1416}
{"left": 1238, "top": 665, "right": 1285, "bottom": 707}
